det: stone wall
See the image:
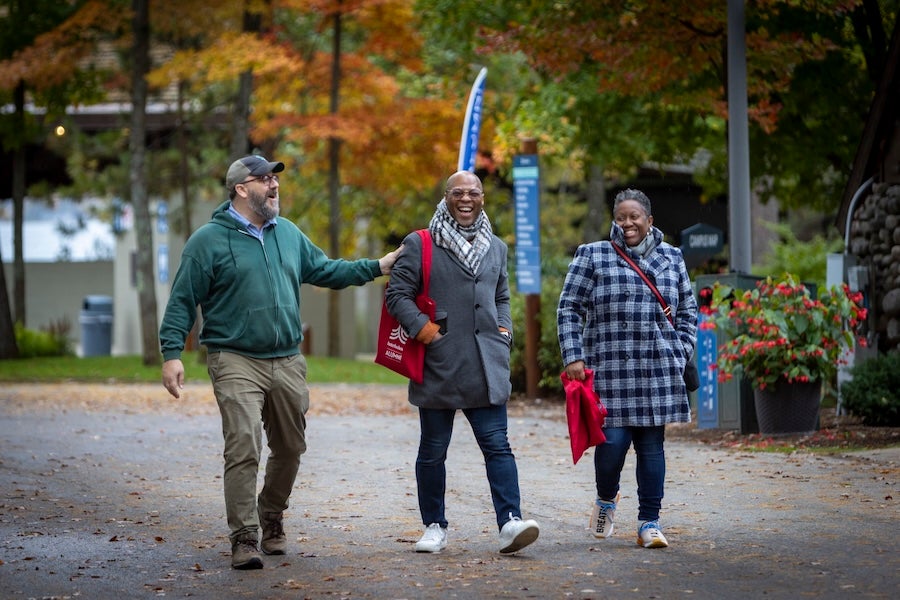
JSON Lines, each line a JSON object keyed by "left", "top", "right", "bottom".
{"left": 848, "top": 182, "right": 900, "bottom": 352}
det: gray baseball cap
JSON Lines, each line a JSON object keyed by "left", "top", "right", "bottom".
{"left": 225, "top": 155, "right": 285, "bottom": 190}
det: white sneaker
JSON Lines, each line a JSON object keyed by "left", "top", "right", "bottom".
{"left": 415, "top": 523, "right": 447, "bottom": 553}
{"left": 637, "top": 520, "right": 669, "bottom": 548}
{"left": 590, "top": 493, "right": 620, "bottom": 538}
{"left": 498, "top": 516, "right": 540, "bottom": 554}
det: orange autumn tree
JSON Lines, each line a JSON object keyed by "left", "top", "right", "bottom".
{"left": 261, "top": 0, "right": 463, "bottom": 357}
{"left": 256, "top": 0, "right": 463, "bottom": 246}
{"left": 151, "top": 0, "right": 463, "bottom": 252}
{"left": 150, "top": 0, "right": 464, "bottom": 355}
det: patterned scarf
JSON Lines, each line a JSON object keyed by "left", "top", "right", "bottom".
{"left": 428, "top": 199, "right": 494, "bottom": 274}
{"left": 610, "top": 222, "right": 660, "bottom": 259}
{"left": 632, "top": 229, "right": 659, "bottom": 258}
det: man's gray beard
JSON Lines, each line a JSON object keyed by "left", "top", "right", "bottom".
{"left": 249, "top": 192, "right": 279, "bottom": 222}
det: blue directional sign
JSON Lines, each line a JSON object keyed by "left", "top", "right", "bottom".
{"left": 158, "top": 244, "right": 169, "bottom": 284}
{"left": 157, "top": 201, "right": 169, "bottom": 234}
{"left": 696, "top": 312, "right": 719, "bottom": 429}
{"left": 513, "top": 154, "right": 541, "bottom": 294}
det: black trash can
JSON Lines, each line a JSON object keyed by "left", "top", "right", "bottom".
{"left": 80, "top": 295, "right": 113, "bottom": 357}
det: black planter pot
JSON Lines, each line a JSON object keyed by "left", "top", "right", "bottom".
{"left": 752, "top": 380, "right": 822, "bottom": 435}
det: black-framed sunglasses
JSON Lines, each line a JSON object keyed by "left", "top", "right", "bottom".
{"left": 446, "top": 188, "right": 483, "bottom": 200}
{"left": 240, "top": 174, "right": 279, "bottom": 186}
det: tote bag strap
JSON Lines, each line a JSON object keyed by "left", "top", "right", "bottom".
{"left": 611, "top": 241, "right": 673, "bottom": 323}
{"left": 416, "top": 229, "right": 432, "bottom": 296}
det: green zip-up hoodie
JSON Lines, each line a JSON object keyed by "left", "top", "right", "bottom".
{"left": 159, "top": 201, "right": 381, "bottom": 361}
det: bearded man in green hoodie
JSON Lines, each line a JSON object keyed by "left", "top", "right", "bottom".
{"left": 159, "top": 154, "right": 401, "bottom": 569}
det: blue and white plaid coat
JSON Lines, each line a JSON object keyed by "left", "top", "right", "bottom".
{"left": 557, "top": 225, "right": 698, "bottom": 427}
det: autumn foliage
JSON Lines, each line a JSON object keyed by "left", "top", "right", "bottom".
{"left": 479, "top": 0, "right": 855, "bottom": 134}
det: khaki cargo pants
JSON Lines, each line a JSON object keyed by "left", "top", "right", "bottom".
{"left": 206, "top": 351, "right": 310, "bottom": 542}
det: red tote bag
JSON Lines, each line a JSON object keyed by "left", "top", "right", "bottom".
{"left": 374, "top": 230, "right": 435, "bottom": 384}
{"left": 560, "top": 368, "right": 607, "bottom": 464}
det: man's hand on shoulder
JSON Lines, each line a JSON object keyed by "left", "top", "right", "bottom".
{"left": 162, "top": 358, "right": 185, "bottom": 399}
{"left": 379, "top": 243, "right": 404, "bottom": 276}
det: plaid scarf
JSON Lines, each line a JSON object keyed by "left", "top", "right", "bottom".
{"left": 428, "top": 199, "right": 494, "bottom": 274}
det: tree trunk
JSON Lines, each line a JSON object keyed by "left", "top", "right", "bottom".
{"left": 0, "top": 244, "right": 19, "bottom": 359}
{"left": 175, "top": 79, "right": 201, "bottom": 353}
{"left": 850, "top": 0, "right": 887, "bottom": 85}
{"left": 232, "top": 71, "right": 253, "bottom": 159}
{"left": 176, "top": 80, "right": 192, "bottom": 237}
{"left": 584, "top": 162, "right": 606, "bottom": 243}
{"left": 130, "top": 0, "right": 159, "bottom": 366}
{"left": 12, "top": 80, "right": 26, "bottom": 325}
{"left": 327, "top": 3, "right": 343, "bottom": 358}
{"left": 231, "top": 5, "right": 261, "bottom": 160}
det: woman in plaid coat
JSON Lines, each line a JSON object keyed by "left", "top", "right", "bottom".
{"left": 557, "top": 188, "right": 697, "bottom": 549}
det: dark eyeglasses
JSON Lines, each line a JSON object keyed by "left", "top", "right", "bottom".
{"left": 446, "top": 188, "right": 483, "bottom": 200}
{"left": 240, "top": 174, "right": 279, "bottom": 186}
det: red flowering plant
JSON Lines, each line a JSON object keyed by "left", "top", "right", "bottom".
{"left": 700, "top": 274, "right": 867, "bottom": 392}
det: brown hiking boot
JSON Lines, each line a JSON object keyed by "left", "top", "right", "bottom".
{"left": 260, "top": 510, "right": 287, "bottom": 555}
{"left": 231, "top": 536, "right": 263, "bottom": 570}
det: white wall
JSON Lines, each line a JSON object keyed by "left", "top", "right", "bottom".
{"left": 3, "top": 197, "right": 384, "bottom": 359}
{"left": 3, "top": 260, "right": 114, "bottom": 355}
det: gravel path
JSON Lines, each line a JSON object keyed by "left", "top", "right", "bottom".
{"left": 1, "top": 383, "right": 898, "bottom": 599}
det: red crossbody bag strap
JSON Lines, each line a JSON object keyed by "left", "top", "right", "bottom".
{"left": 611, "top": 242, "right": 673, "bottom": 323}
{"left": 417, "top": 229, "right": 432, "bottom": 295}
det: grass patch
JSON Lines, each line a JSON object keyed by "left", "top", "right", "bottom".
{"left": 0, "top": 352, "right": 407, "bottom": 385}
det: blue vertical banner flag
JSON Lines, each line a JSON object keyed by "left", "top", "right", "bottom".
{"left": 513, "top": 154, "right": 541, "bottom": 294}
{"left": 457, "top": 67, "right": 488, "bottom": 172}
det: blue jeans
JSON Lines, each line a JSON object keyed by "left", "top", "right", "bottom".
{"left": 416, "top": 405, "right": 522, "bottom": 531}
{"left": 594, "top": 426, "right": 666, "bottom": 523}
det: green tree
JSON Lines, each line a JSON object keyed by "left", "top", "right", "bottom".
{"left": 0, "top": 0, "right": 118, "bottom": 358}
{"left": 478, "top": 0, "right": 897, "bottom": 214}
{"left": 0, "top": 0, "right": 121, "bottom": 354}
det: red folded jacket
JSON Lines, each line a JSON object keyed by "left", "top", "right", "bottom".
{"left": 560, "top": 368, "right": 607, "bottom": 464}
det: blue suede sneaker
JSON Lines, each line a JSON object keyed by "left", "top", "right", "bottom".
{"left": 637, "top": 520, "right": 669, "bottom": 548}
{"left": 590, "top": 493, "right": 619, "bottom": 538}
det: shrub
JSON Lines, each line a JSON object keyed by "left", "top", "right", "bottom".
{"left": 840, "top": 351, "right": 900, "bottom": 427}
{"left": 509, "top": 254, "right": 570, "bottom": 397}
{"left": 14, "top": 318, "right": 74, "bottom": 358}
{"left": 755, "top": 221, "right": 843, "bottom": 289}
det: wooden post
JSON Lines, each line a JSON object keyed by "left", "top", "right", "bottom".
{"left": 520, "top": 138, "right": 541, "bottom": 399}
{"left": 525, "top": 294, "right": 541, "bottom": 399}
